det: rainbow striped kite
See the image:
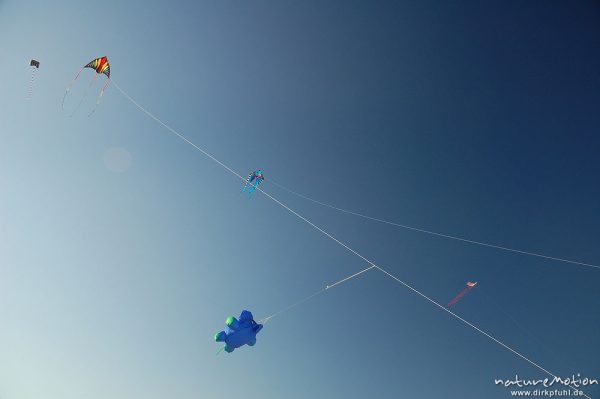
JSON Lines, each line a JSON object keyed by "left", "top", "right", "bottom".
{"left": 62, "top": 56, "right": 111, "bottom": 116}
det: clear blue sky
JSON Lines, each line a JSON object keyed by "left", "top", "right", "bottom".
{"left": 1, "top": 1, "right": 599, "bottom": 398}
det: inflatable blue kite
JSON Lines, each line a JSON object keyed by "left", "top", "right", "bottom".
{"left": 214, "top": 310, "right": 263, "bottom": 353}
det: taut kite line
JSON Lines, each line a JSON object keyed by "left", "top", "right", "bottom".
{"left": 110, "top": 80, "right": 590, "bottom": 398}
{"left": 267, "top": 179, "right": 599, "bottom": 271}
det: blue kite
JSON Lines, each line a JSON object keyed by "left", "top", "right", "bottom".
{"left": 241, "top": 170, "right": 265, "bottom": 196}
{"left": 214, "top": 310, "right": 263, "bottom": 353}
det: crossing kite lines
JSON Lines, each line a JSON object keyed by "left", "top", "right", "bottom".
{"left": 111, "top": 80, "right": 591, "bottom": 399}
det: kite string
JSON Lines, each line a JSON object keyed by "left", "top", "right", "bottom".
{"left": 472, "top": 288, "right": 575, "bottom": 370}
{"left": 258, "top": 289, "right": 324, "bottom": 325}
{"left": 326, "top": 264, "right": 375, "bottom": 290}
{"left": 112, "top": 81, "right": 590, "bottom": 399}
{"left": 112, "top": 80, "right": 246, "bottom": 181}
{"left": 374, "top": 266, "right": 590, "bottom": 399}
{"left": 267, "top": 179, "right": 600, "bottom": 270}
{"left": 258, "top": 264, "right": 376, "bottom": 324}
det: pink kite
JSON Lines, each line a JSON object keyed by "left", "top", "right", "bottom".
{"left": 448, "top": 282, "right": 477, "bottom": 307}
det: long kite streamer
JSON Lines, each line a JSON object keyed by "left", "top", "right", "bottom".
{"left": 111, "top": 80, "right": 591, "bottom": 399}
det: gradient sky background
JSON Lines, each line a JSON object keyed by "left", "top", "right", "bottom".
{"left": 1, "top": 1, "right": 599, "bottom": 398}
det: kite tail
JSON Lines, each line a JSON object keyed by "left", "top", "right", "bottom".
{"left": 248, "top": 180, "right": 261, "bottom": 196}
{"left": 447, "top": 286, "right": 473, "bottom": 307}
{"left": 26, "top": 68, "right": 37, "bottom": 100}
{"left": 447, "top": 287, "right": 467, "bottom": 307}
{"left": 242, "top": 174, "right": 254, "bottom": 193}
{"left": 69, "top": 74, "right": 97, "bottom": 117}
{"left": 88, "top": 78, "right": 110, "bottom": 117}
{"left": 62, "top": 67, "right": 84, "bottom": 110}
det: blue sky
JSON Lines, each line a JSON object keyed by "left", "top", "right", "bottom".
{"left": 1, "top": 1, "right": 599, "bottom": 398}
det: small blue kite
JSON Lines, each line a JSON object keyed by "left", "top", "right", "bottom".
{"left": 241, "top": 170, "right": 265, "bottom": 197}
{"left": 214, "top": 310, "right": 263, "bottom": 353}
